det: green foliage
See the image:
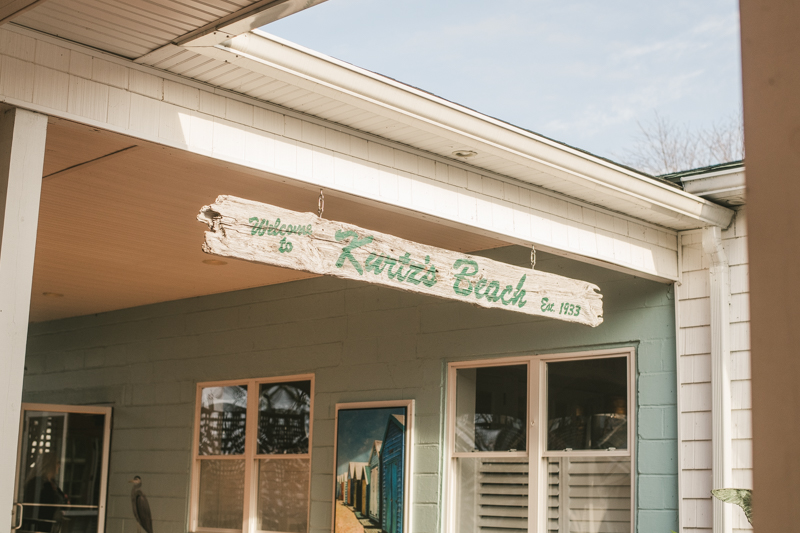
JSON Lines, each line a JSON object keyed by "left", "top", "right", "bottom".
{"left": 711, "top": 488, "right": 753, "bottom": 525}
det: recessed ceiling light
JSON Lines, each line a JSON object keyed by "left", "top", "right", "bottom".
{"left": 452, "top": 149, "right": 477, "bottom": 158}
{"left": 202, "top": 259, "right": 228, "bottom": 266}
{"left": 42, "top": 292, "right": 64, "bottom": 298}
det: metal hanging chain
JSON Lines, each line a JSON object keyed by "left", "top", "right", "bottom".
{"left": 531, "top": 245, "right": 536, "bottom": 270}
{"left": 318, "top": 189, "right": 325, "bottom": 218}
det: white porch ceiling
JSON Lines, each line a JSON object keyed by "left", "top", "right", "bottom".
{"left": 31, "top": 118, "right": 505, "bottom": 322}
{"left": 7, "top": 0, "right": 328, "bottom": 59}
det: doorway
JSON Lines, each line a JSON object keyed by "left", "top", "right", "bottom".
{"left": 11, "top": 404, "right": 111, "bottom": 533}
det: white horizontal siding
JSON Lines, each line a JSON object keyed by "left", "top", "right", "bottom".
{"left": 677, "top": 208, "right": 751, "bottom": 532}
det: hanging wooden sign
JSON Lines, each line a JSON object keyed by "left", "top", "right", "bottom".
{"left": 197, "top": 196, "right": 603, "bottom": 326}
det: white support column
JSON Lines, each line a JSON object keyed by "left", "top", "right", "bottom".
{"left": 0, "top": 107, "right": 47, "bottom": 524}
{"left": 702, "top": 226, "right": 733, "bottom": 533}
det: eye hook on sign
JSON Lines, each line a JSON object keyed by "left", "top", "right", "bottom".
{"left": 531, "top": 245, "right": 536, "bottom": 270}
{"left": 318, "top": 189, "right": 325, "bottom": 218}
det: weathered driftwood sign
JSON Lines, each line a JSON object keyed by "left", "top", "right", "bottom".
{"left": 197, "top": 196, "right": 603, "bottom": 326}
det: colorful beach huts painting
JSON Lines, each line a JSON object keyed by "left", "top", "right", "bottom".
{"left": 333, "top": 403, "right": 411, "bottom": 533}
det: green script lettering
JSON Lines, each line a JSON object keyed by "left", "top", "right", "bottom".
{"left": 452, "top": 259, "right": 478, "bottom": 296}
{"left": 334, "top": 230, "right": 374, "bottom": 275}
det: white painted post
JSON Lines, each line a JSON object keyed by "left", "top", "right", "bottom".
{"left": 702, "top": 226, "right": 733, "bottom": 533}
{"left": 0, "top": 107, "right": 47, "bottom": 526}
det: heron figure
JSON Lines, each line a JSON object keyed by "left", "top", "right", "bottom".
{"left": 129, "top": 476, "right": 153, "bottom": 533}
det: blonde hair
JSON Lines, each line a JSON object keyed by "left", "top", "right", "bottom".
{"left": 25, "top": 452, "right": 59, "bottom": 484}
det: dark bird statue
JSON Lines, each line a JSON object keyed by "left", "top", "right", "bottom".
{"left": 129, "top": 476, "right": 153, "bottom": 533}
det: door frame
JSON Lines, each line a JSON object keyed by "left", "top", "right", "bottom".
{"left": 13, "top": 403, "right": 113, "bottom": 533}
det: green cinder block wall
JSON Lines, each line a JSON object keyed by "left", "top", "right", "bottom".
{"left": 22, "top": 246, "right": 678, "bottom": 533}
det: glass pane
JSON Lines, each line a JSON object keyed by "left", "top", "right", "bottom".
{"left": 257, "top": 458, "right": 310, "bottom": 532}
{"left": 198, "top": 459, "right": 245, "bottom": 529}
{"left": 258, "top": 381, "right": 311, "bottom": 454}
{"left": 199, "top": 385, "right": 248, "bottom": 455}
{"left": 455, "top": 365, "right": 527, "bottom": 453}
{"left": 455, "top": 457, "right": 529, "bottom": 533}
{"left": 547, "top": 357, "right": 628, "bottom": 451}
{"left": 546, "top": 457, "right": 631, "bottom": 533}
{"left": 17, "top": 411, "right": 106, "bottom": 533}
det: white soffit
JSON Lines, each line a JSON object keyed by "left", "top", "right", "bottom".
{"left": 8, "top": 0, "right": 328, "bottom": 59}
{"left": 156, "top": 30, "right": 734, "bottom": 232}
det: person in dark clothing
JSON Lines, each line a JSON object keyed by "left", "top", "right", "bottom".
{"left": 23, "top": 452, "right": 69, "bottom": 528}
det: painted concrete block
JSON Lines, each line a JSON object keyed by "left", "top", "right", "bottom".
{"left": 638, "top": 441, "right": 678, "bottom": 474}
{"left": 414, "top": 473, "right": 441, "bottom": 504}
{"left": 639, "top": 373, "right": 677, "bottom": 406}
{"left": 637, "top": 509, "right": 678, "bottom": 533}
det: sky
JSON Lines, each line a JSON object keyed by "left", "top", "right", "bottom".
{"left": 336, "top": 407, "right": 405, "bottom": 476}
{"left": 263, "top": 0, "right": 742, "bottom": 163}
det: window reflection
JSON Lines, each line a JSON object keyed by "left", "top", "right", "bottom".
{"left": 257, "top": 458, "right": 310, "bottom": 532}
{"left": 258, "top": 381, "right": 311, "bottom": 454}
{"left": 455, "top": 365, "right": 527, "bottom": 453}
{"left": 199, "top": 386, "right": 248, "bottom": 455}
{"left": 198, "top": 459, "right": 245, "bottom": 529}
{"left": 547, "top": 357, "right": 628, "bottom": 451}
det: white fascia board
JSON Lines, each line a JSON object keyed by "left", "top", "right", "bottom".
{"left": 190, "top": 31, "right": 734, "bottom": 231}
{"left": 681, "top": 167, "right": 746, "bottom": 198}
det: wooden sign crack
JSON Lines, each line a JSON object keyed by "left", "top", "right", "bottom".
{"left": 198, "top": 195, "right": 603, "bottom": 326}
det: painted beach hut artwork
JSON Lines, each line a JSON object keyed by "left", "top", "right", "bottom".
{"left": 367, "top": 441, "right": 383, "bottom": 522}
{"left": 380, "top": 416, "right": 405, "bottom": 533}
{"left": 333, "top": 402, "right": 411, "bottom": 533}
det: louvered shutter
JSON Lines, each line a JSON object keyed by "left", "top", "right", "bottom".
{"left": 475, "top": 458, "right": 529, "bottom": 533}
{"left": 547, "top": 457, "right": 631, "bottom": 533}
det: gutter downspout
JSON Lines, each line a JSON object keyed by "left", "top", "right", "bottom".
{"left": 702, "top": 226, "right": 732, "bottom": 533}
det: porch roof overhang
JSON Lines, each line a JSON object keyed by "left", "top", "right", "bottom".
{"left": 680, "top": 165, "right": 746, "bottom": 207}
{"left": 0, "top": 20, "right": 736, "bottom": 322}
{"left": 159, "top": 30, "right": 733, "bottom": 232}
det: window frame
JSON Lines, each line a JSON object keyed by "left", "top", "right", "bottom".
{"left": 190, "top": 374, "right": 315, "bottom": 533}
{"left": 444, "top": 348, "right": 636, "bottom": 533}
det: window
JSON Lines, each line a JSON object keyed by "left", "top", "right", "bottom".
{"left": 191, "top": 376, "right": 313, "bottom": 533}
{"left": 446, "top": 350, "right": 634, "bottom": 533}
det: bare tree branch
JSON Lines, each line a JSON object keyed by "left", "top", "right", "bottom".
{"left": 620, "top": 111, "right": 744, "bottom": 175}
